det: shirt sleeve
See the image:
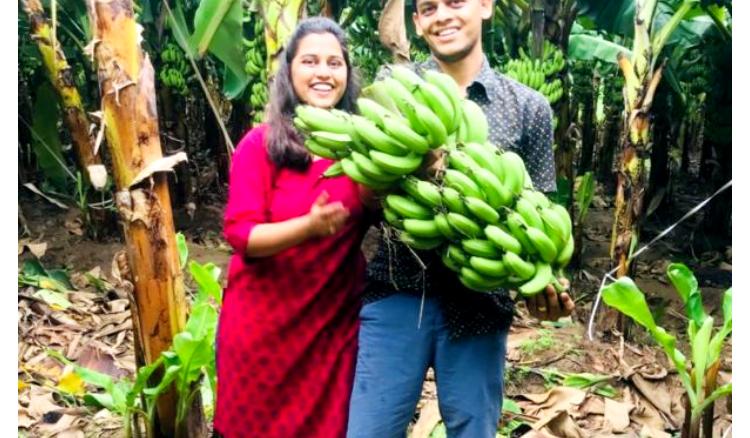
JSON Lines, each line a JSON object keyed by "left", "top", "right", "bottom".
{"left": 223, "top": 125, "right": 273, "bottom": 255}
{"left": 522, "top": 96, "right": 557, "bottom": 193}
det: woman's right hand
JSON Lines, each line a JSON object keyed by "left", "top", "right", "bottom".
{"left": 307, "top": 191, "right": 350, "bottom": 237}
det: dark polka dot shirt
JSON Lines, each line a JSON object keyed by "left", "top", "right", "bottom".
{"left": 365, "top": 56, "right": 557, "bottom": 339}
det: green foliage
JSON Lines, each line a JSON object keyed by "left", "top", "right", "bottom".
{"left": 31, "top": 83, "right": 69, "bottom": 190}
{"left": 601, "top": 264, "right": 732, "bottom": 430}
{"left": 45, "top": 232, "right": 223, "bottom": 435}
{"left": 574, "top": 172, "right": 595, "bottom": 225}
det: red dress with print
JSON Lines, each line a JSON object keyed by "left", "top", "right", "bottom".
{"left": 214, "top": 124, "right": 369, "bottom": 438}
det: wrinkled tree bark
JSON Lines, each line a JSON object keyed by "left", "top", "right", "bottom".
{"left": 86, "top": 1, "right": 201, "bottom": 436}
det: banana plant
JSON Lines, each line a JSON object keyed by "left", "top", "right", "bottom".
{"left": 601, "top": 263, "right": 731, "bottom": 438}
{"left": 22, "top": 0, "right": 101, "bottom": 186}
{"left": 259, "top": 0, "right": 306, "bottom": 75}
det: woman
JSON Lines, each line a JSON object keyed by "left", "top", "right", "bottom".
{"left": 214, "top": 17, "right": 373, "bottom": 438}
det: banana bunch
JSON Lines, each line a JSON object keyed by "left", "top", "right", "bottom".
{"left": 159, "top": 42, "right": 190, "bottom": 96}
{"left": 430, "top": 140, "right": 573, "bottom": 295}
{"left": 293, "top": 66, "right": 574, "bottom": 296}
{"left": 504, "top": 42, "right": 565, "bottom": 105}
{"left": 293, "top": 65, "right": 472, "bottom": 190}
{"left": 244, "top": 17, "right": 268, "bottom": 124}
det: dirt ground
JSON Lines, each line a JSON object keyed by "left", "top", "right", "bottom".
{"left": 17, "top": 177, "right": 732, "bottom": 438}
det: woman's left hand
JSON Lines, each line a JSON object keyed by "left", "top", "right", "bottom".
{"left": 524, "top": 278, "right": 575, "bottom": 321}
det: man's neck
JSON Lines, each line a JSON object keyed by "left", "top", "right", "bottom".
{"left": 432, "top": 45, "right": 485, "bottom": 95}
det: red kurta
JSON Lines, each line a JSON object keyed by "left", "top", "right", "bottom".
{"left": 214, "top": 124, "right": 368, "bottom": 438}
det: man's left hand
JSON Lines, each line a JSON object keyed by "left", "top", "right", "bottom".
{"left": 524, "top": 278, "right": 575, "bottom": 321}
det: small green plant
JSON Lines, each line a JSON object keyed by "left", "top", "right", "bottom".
{"left": 48, "top": 232, "right": 222, "bottom": 436}
{"left": 518, "top": 329, "right": 554, "bottom": 356}
{"left": 602, "top": 263, "right": 731, "bottom": 438}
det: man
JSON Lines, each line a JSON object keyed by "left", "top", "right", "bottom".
{"left": 346, "top": 0, "right": 575, "bottom": 436}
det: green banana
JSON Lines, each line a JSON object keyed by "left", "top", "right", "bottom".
{"left": 502, "top": 251, "right": 536, "bottom": 280}
{"left": 390, "top": 65, "right": 424, "bottom": 90}
{"left": 423, "top": 69, "right": 463, "bottom": 134}
{"left": 350, "top": 151, "right": 402, "bottom": 183}
{"left": 442, "top": 252, "right": 463, "bottom": 273}
{"left": 323, "top": 161, "right": 344, "bottom": 177}
{"left": 515, "top": 197, "right": 545, "bottom": 230}
{"left": 506, "top": 212, "right": 538, "bottom": 255}
{"left": 520, "top": 189, "right": 551, "bottom": 209}
{"left": 385, "top": 194, "right": 433, "bottom": 219}
{"left": 305, "top": 138, "right": 342, "bottom": 160}
{"left": 415, "top": 81, "right": 454, "bottom": 134}
{"left": 469, "top": 256, "right": 508, "bottom": 278}
{"left": 295, "top": 105, "right": 351, "bottom": 135}
{"left": 351, "top": 115, "right": 410, "bottom": 156}
{"left": 341, "top": 158, "right": 391, "bottom": 190}
{"left": 369, "top": 150, "right": 423, "bottom": 176}
{"left": 550, "top": 203, "right": 573, "bottom": 239}
{"left": 525, "top": 226, "right": 559, "bottom": 263}
{"left": 381, "top": 113, "right": 430, "bottom": 154}
{"left": 446, "top": 244, "right": 470, "bottom": 266}
{"left": 446, "top": 149, "right": 480, "bottom": 174}
{"left": 446, "top": 212, "right": 482, "bottom": 238}
{"left": 401, "top": 177, "right": 442, "bottom": 208}
{"left": 497, "top": 151, "right": 527, "bottom": 195}
{"left": 383, "top": 207, "right": 404, "bottom": 229}
{"left": 462, "top": 239, "right": 502, "bottom": 258}
{"left": 555, "top": 235, "right": 574, "bottom": 268}
{"left": 539, "top": 206, "right": 568, "bottom": 251}
{"left": 399, "top": 231, "right": 444, "bottom": 250}
{"left": 518, "top": 262, "right": 554, "bottom": 297}
{"left": 464, "top": 196, "right": 500, "bottom": 225}
{"left": 443, "top": 169, "right": 484, "bottom": 200}
{"left": 457, "top": 100, "right": 488, "bottom": 144}
{"left": 469, "top": 166, "right": 512, "bottom": 208}
{"left": 434, "top": 212, "right": 460, "bottom": 240}
{"left": 415, "top": 102, "right": 447, "bottom": 148}
{"left": 459, "top": 267, "right": 504, "bottom": 292}
{"left": 441, "top": 187, "right": 470, "bottom": 215}
{"left": 309, "top": 131, "right": 351, "bottom": 151}
{"left": 403, "top": 218, "right": 443, "bottom": 239}
{"left": 484, "top": 224, "right": 522, "bottom": 254}
{"left": 460, "top": 142, "right": 500, "bottom": 174}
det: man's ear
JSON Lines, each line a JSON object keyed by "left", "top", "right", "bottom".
{"left": 412, "top": 12, "right": 423, "bottom": 37}
{"left": 480, "top": 0, "right": 493, "bottom": 20}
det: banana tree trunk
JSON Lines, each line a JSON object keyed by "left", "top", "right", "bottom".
{"left": 578, "top": 79, "right": 596, "bottom": 173}
{"left": 610, "top": 53, "right": 663, "bottom": 278}
{"left": 23, "top": 0, "right": 101, "bottom": 183}
{"left": 86, "top": 1, "right": 195, "bottom": 435}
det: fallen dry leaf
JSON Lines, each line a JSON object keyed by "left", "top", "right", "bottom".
{"left": 638, "top": 424, "right": 671, "bottom": 438}
{"left": 532, "top": 410, "right": 585, "bottom": 438}
{"left": 521, "top": 386, "right": 588, "bottom": 416}
{"left": 604, "top": 397, "right": 633, "bottom": 432}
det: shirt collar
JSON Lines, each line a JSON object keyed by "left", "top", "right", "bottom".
{"left": 420, "top": 54, "right": 497, "bottom": 102}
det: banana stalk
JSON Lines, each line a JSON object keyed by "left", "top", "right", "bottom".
{"left": 22, "top": 0, "right": 101, "bottom": 183}
{"left": 86, "top": 1, "right": 199, "bottom": 436}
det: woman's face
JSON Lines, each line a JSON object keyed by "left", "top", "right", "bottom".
{"left": 290, "top": 32, "right": 348, "bottom": 109}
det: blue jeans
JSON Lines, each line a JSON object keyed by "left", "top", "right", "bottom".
{"left": 347, "top": 292, "right": 509, "bottom": 438}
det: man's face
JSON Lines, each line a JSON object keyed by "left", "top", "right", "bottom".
{"left": 412, "top": 0, "right": 493, "bottom": 63}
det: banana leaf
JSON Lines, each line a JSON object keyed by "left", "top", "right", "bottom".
{"left": 666, "top": 263, "right": 707, "bottom": 326}
{"left": 601, "top": 277, "right": 686, "bottom": 372}
{"left": 31, "top": 82, "right": 69, "bottom": 190}
{"left": 574, "top": 171, "right": 595, "bottom": 224}
{"left": 568, "top": 32, "right": 631, "bottom": 65}
{"left": 189, "top": 0, "right": 250, "bottom": 98}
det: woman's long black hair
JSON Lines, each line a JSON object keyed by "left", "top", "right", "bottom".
{"left": 265, "top": 17, "right": 360, "bottom": 171}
